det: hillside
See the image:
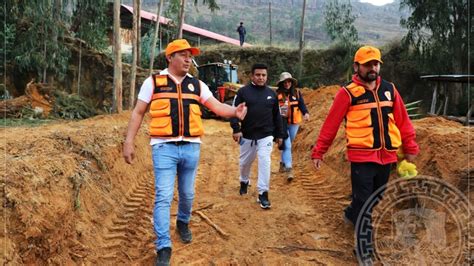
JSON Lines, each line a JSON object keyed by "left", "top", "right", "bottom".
{"left": 132, "top": 0, "right": 410, "bottom": 47}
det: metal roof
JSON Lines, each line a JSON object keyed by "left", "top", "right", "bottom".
{"left": 419, "top": 75, "right": 473, "bottom": 83}
{"left": 121, "top": 4, "right": 251, "bottom": 47}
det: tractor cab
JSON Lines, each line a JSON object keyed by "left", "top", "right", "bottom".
{"left": 198, "top": 61, "right": 239, "bottom": 102}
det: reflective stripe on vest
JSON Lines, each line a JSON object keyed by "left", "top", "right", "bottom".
{"left": 149, "top": 74, "right": 204, "bottom": 138}
{"left": 277, "top": 91, "right": 303, "bottom": 124}
{"left": 343, "top": 79, "right": 401, "bottom": 151}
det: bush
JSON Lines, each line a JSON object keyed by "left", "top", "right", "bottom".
{"left": 53, "top": 91, "right": 97, "bottom": 119}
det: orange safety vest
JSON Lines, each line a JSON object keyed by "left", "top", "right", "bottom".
{"left": 149, "top": 74, "right": 204, "bottom": 137}
{"left": 277, "top": 90, "right": 303, "bottom": 124}
{"left": 343, "top": 79, "right": 401, "bottom": 151}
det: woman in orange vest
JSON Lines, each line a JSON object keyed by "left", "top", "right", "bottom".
{"left": 276, "top": 72, "right": 310, "bottom": 181}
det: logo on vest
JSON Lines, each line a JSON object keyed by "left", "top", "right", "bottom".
{"left": 160, "top": 86, "right": 173, "bottom": 92}
{"left": 267, "top": 96, "right": 272, "bottom": 100}
{"left": 385, "top": 91, "right": 391, "bottom": 101}
{"left": 188, "top": 83, "right": 195, "bottom": 92}
{"left": 356, "top": 99, "right": 369, "bottom": 104}
{"left": 292, "top": 96, "right": 296, "bottom": 100}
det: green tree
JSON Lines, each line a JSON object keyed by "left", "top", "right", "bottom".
{"left": 401, "top": 0, "right": 473, "bottom": 116}
{"left": 323, "top": 0, "right": 358, "bottom": 80}
{"left": 2, "top": 0, "right": 110, "bottom": 84}
{"left": 10, "top": 0, "right": 71, "bottom": 82}
{"left": 400, "top": 0, "right": 472, "bottom": 74}
{"left": 323, "top": 0, "right": 358, "bottom": 47}
{"left": 71, "top": 0, "right": 109, "bottom": 51}
{"left": 0, "top": 6, "right": 15, "bottom": 81}
{"left": 170, "top": 0, "right": 219, "bottom": 38}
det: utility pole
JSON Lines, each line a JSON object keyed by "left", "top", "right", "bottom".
{"left": 269, "top": 1, "right": 272, "bottom": 46}
{"left": 298, "top": 0, "right": 307, "bottom": 81}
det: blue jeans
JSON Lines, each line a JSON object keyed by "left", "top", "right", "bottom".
{"left": 151, "top": 142, "right": 201, "bottom": 250}
{"left": 281, "top": 124, "right": 299, "bottom": 168}
{"left": 239, "top": 35, "right": 245, "bottom": 46}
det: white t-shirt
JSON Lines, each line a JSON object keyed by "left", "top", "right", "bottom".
{"left": 138, "top": 69, "right": 213, "bottom": 145}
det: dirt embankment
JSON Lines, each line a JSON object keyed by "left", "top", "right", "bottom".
{"left": 2, "top": 86, "right": 471, "bottom": 265}
{"left": 296, "top": 86, "right": 472, "bottom": 193}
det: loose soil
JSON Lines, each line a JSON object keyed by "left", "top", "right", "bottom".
{"left": 2, "top": 86, "right": 472, "bottom": 265}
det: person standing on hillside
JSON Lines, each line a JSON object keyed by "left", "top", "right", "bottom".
{"left": 230, "top": 63, "right": 284, "bottom": 209}
{"left": 122, "top": 39, "right": 247, "bottom": 266}
{"left": 311, "top": 46, "right": 419, "bottom": 261}
{"left": 276, "top": 72, "right": 310, "bottom": 181}
{"left": 236, "top": 22, "right": 246, "bottom": 47}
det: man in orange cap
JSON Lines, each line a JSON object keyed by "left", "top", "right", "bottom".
{"left": 311, "top": 45, "right": 419, "bottom": 262}
{"left": 123, "top": 39, "right": 247, "bottom": 265}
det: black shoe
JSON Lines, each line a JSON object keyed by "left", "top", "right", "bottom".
{"left": 176, "top": 220, "right": 192, "bottom": 243}
{"left": 279, "top": 162, "right": 286, "bottom": 173}
{"left": 257, "top": 191, "right": 271, "bottom": 209}
{"left": 156, "top": 247, "right": 171, "bottom": 266}
{"left": 239, "top": 181, "right": 249, "bottom": 195}
{"left": 343, "top": 211, "right": 354, "bottom": 227}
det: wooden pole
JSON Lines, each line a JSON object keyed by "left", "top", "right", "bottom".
{"left": 177, "top": 0, "right": 186, "bottom": 39}
{"left": 129, "top": 0, "right": 139, "bottom": 109}
{"left": 149, "top": 0, "right": 163, "bottom": 75}
{"left": 443, "top": 85, "right": 449, "bottom": 115}
{"left": 269, "top": 1, "right": 272, "bottom": 46}
{"left": 297, "top": 0, "right": 307, "bottom": 80}
{"left": 78, "top": 40, "right": 82, "bottom": 95}
{"left": 136, "top": 0, "right": 142, "bottom": 66}
{"left": 430, "top": 81, "right": 439, "bottom": 114}
{"left": 113, "top": 0, "right": 123, "bottom": 113}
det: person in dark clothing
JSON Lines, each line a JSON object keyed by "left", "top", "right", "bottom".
{"left": 236, "top": 22, "right": 246, "bottom": 46}
{"left": 276, "top": 72, "right": 310, "bottom": 181}
{"left": 230, "top": 63, "right": 284, "bottom": 209}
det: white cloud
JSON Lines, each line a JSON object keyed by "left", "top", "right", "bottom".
{"left": 359, "top": 0, "right": 394, "bottom": 6}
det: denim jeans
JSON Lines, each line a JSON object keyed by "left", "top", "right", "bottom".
{"left": 281, "top": 124, "right": 299, "bottom": 168}
{"left": 151, "top": 142, "right": 201, "bottom": 250}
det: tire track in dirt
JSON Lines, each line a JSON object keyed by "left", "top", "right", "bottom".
{"left": 98, "top": 174, "right": 155, "bottom": 263}
{"left": 195, "top": 119, "right": 242, "bottom": 198}
{"left": 291, "top": 160, "right": 355, "bottom": 262}
{"left": 92, "top": 119, "right": 356, "bottom": 264}
{"left": 297, "top": 173, "right": 349, "bottom": 203}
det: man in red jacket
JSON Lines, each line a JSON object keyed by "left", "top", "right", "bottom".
{"left": 311, "top": 45, "right": 419, "bottom": 260}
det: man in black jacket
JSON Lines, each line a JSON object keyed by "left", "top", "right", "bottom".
{"left": 236, "top": 22, "right": 246, "bottom": 46}
{"left": 230, "top": 63, "right": 284, "bottom": 209}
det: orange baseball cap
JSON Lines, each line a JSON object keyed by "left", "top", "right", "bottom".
{"left": 354, "top": 45, "right": 383, "bottom": 64}
{"left": 165, "top": 39, "right": 200, "bottom": 56}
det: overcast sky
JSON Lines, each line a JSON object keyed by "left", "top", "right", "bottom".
{"left": 359, "top": 0, "right": 394, "bottom": 6}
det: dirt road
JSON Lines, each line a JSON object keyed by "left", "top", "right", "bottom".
{"left": 2, "top": 86, "right": 471, "bottom": 265}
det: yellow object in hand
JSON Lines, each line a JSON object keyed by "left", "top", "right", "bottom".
{"left": 397, "top": 159, "right": 418, "bottom": 179}
{"left": 397, "top": 149, "right": 405, "bottom": 160}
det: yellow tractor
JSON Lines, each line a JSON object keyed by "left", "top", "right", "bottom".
{"left": 197, "top": 61, "right": 243, "bottom": 118}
